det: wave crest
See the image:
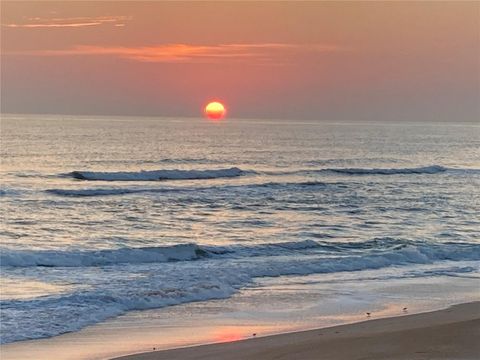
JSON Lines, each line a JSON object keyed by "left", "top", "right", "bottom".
{"left": 325, "top": 165, "right": 448, "bottom": 175}
{"left": 68, "top": 167, "right": 245, "bottom": 181}
{"left": 0, "top": 244, "right": 202, "bottom": 267}
{"left": 2, "top": 239, "right": 479, "bottom": 268}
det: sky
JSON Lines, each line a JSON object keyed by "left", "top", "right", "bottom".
{"left": 1, "top": 1, "right": 479, "bottom": 121}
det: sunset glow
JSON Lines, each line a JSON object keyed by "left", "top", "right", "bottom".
{"left": 2, "top": 2, "right": 478, "bottom": 121}
{"left": 205, "top": 101, "right": 226, "bottom": 120}
{"left": 0, "top": 1, "right": 478, "bottom": 358}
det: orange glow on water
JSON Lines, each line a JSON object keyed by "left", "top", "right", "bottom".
{"left": 214, "top": 329, "right": 244, "bottom": 343}
{"left": 204, "top": 101, "right": 226, "bottom": 120}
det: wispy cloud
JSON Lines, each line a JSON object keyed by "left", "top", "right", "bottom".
{"left": 10, "top": 43, "right": 345, "bottom": 64}
{"left": 3, "top": 16, "right": 130, "bottom": 28}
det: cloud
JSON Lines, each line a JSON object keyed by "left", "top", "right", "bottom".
{"left": 3, "top": 16, "right": 130, "bottom": 28}
{"left": 9, "top": 43, "right": 345, "bottom": 64}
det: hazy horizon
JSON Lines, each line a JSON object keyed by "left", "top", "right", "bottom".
{"left": 3, "top": 112, "right": 480, "bottom": 124}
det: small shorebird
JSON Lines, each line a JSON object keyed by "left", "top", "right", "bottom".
{"left": 403, "top": 307, "right": 408, "bottom": 312}
{"left": 366, "top": 312, "right": 371, "bottom": 317}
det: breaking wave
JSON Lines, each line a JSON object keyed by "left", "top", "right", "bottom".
{"left": 323, "top": 165, "right": 448, "bottom": 175}
{"left": 0, "top": 244, "right": 202, "bottom": 267}
{"left": 264, "top": 165, "right": 451, "bottom": 176}
{"left": 1, "top": 239, "right": 479, "bottom": 343}
{"left": 56, "top": 165, "right": 478, "bottom": 184}
{"left": 2, "top": 239, "right": 479, "bottom": 268}
{"left": 67, "top": 167, "right": 245, "bottom": 181}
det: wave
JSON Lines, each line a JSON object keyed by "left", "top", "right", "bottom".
{"left": 0, "top": 238, "right": 480, "bottom": 343}
{"left": 46, "top": 187, "right": 177, "bottom": 197}
{"left": 0, "top": 244, "right": 202, "bottom": 267}
{"left": 261, "top": 165, "right": 480, "bottom": 177}
{"left": 45, "top": 181, "right": 332, "bottom": 197}
{"left": 65, "top": 165, "right": 466, "bottom": 182}
{"left": 1, "top": 240, "right": 479, "bottom": 343}
{"left": 305, "top": 158, "right": 408, "bottom": 166}
{"left": 2, "top": 239, "right": 479, "bottom": 268}
{"left": 0, "top": 241, "right": 324, "bottom": 267}
{"left": 67, "top": 167, "right": 245, "bottom": 181}
{"left": 323, "top": 165, "right": 448, "bottom": 175}
{"left": 263, "top": 165, "right": 450, "bottom": 176}
{"left": 0, "top": 188, "right": 22, "bottom": 197}
{"left": 53, "top": 165, "right": 478, "bottom": 185}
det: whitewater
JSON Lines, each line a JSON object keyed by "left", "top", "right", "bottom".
{"left": 1, "top": 114, "right": 479, "bottom": 344}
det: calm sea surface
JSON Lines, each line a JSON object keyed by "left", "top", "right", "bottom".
{"left": 1, "top": 114, "right": 479, "bottom": 344}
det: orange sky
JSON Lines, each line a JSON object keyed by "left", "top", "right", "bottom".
{"left": 1, "top": 1, "right": 479, "bottom": 121}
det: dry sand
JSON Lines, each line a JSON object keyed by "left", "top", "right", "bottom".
{"left": 113, "top": 302, "right": 480, "bottom": 360}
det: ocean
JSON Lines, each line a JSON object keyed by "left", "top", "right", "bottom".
{"left": 1, "top": 114, "right": 479, "bottom": 345}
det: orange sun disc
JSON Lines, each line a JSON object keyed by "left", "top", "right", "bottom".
{"left": 205, "top": 101, "right": 226, "bottom": 120}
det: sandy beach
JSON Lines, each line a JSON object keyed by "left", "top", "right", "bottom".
{"left": 114, "top": 302, "right": 480, "bottom": 360}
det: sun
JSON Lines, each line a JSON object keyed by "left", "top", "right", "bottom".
{"left": 204, "top": 101, "right": 226, "bottom": 120}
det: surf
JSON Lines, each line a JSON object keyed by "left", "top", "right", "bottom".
{"left": 68, "top": 167, "right": 245, "bottom": 181}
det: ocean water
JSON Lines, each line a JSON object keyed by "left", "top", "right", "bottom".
{"left": 1, "top": 114, "right": 479, "bottom": 345}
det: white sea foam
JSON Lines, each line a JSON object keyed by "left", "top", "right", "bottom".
{"left": 1, "top": 240, "right": 479, "bottom": 343}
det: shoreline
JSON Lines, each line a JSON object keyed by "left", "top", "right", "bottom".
{"left": 112, "top": 301, "right": 480, "bottom": 360}
{"left": 2, "top": 275, "right": 479, "bottom": 360}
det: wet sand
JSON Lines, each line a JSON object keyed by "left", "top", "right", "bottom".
{"left": 114, "top": 302, "right": 480, "bottom": 360}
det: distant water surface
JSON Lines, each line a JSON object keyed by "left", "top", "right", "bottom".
{"left": 1, "top": 114, "right": 479, "bottom": 343}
